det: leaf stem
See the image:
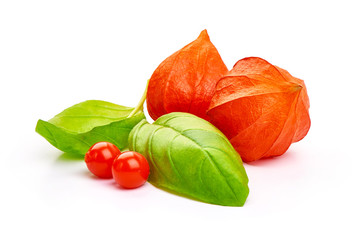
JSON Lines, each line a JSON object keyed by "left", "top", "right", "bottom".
{"left": 127, "top": 79, "right": 150, "bottom": 118}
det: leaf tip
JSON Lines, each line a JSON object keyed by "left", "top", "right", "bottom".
{"left": 35, "top": 119, "right": 45, "bottom": 133}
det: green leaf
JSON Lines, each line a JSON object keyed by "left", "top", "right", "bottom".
{"left": 36, "top": 100, "right": 145, "bottom": 155}
{"left": 129, "top": 112, "right": 249, "bottom": 206}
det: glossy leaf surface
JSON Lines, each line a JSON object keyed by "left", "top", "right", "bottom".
{"left": 208, "top": 57, "right": 311, "bottom": 162}
{"left": 129, "top": 112, "right": 249, "bottom": 206}
{"left": 36, "top": 100, "right": 145, "bottom": 155}
{"left": 146, "top": 30, "right": 228, "bottom": 121}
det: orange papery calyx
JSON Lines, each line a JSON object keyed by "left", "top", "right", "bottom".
{"left": 207, "top": 57, "right": 311, "bottom": 162}
{"left": 146, "top": 29, "right": 228, "bottom": 121}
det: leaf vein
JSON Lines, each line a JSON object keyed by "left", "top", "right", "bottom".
{"left": 148, "top": 127, "right": 171, "bottom": 182}
{"left": 158, "top": 124, "right": 239, "bottom": 201}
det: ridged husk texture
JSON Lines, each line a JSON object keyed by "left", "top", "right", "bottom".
{"left": 207, "top": 57, "right": 310, "bottom": 162}
{"left": 146, "top": 30, "right": 228, "bottom": 121}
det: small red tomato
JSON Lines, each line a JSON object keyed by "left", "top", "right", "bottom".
{"left": 85, "top": 142, "right": 121, "bottom": 179}
{"left": 112, "top": 151, "right": 150, "bottom": 189}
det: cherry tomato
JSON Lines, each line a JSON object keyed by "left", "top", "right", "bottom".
{"left": 85, "top": 142, "right": 121, "bottom": 179}
{"left": 112, "top": 151, "right": 150, "bottom": 189}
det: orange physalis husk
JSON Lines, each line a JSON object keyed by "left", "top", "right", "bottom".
{"left": 207, "top": 57, "right": 311, "bottom": 162}
{"left": 146, "top": 29, "right": 228, "bottom": 121}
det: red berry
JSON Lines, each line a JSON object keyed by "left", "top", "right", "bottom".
{"left": 112, "top": 151, "right": 150, "bottom": 189}
{"left": 85, "top": 142, "right": 121, "bottom": 179}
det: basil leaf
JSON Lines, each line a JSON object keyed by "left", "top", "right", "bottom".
{"left": 129, "top": 112, "right": 249, "bottom": 206}
{"left": 36, "top": 100, "right": 145, "bottom": 155}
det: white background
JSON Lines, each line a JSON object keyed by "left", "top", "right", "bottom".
{"left": 1, "top": 1, "right": 359, "bottom": 239}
